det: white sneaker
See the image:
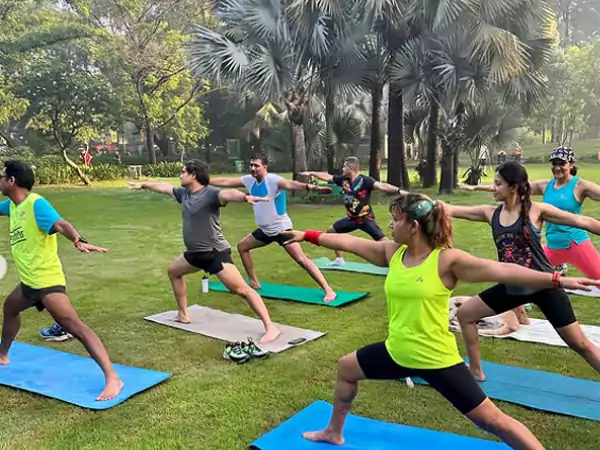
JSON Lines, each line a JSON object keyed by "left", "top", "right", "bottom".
{"left": 331, "top": 257, "right": 345, "bottom": 266}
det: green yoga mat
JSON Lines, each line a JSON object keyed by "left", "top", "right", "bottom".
{"left": 312, "top": 257, "right": 388, "bottom": 276}
{"left": 208, "top": 281, "right": 368, "bottom": 307}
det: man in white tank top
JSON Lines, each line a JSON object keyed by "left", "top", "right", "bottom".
{"left": 210, "top": 155, "right": 337, "bottom": 302}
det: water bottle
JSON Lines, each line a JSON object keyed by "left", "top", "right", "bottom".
{"left": 202, "top": 275, "right": 209, "bottom": 294}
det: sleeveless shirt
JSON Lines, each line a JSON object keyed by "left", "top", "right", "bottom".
{"left": 491, "top": 205, "right": 554, "bottom": 295}
{"left": 384, "top": 245, "right": 462, "bottom": 369}
{"left": 543, "top": 176, "right": 589, "bottom": 249}
{"left": 8, "top": 193, "right": 66, "bottom": 288}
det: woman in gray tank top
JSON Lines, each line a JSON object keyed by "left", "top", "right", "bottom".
{"left": 444, "top": 161, "right": 600, "bottom": 383}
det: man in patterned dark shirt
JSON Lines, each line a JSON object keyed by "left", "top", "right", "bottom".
{"left": 301, "top": 157, "right": 407, "bottom": 264}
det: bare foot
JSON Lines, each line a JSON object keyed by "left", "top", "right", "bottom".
{"left": 249, "top": 279, "right": 262, "bottom": 290}
{"left": 469, "top": 365, "right": 486, "bottom": 382}
{"left": 96, "top": 378, "right": 124, "bottom": 401}
{"left": 323, "top": 289, "right": 337, "bottom": 303}
{"left": 302, "top": 430, "right": 344, "bottom": 445}
{"left": 259, "top": 324, "right": 281, "bottom": 344}
{"left": 0, "top": 354, "right": 9, "bottom": 365}
{"left": 172, "top": 314, "right": 191, "bottom": 324}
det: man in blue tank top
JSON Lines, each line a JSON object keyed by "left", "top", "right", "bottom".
{"left": 209, "top": 154, "right": 338, "bottom": 302}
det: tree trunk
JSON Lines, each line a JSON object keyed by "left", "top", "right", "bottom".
{"left": 61, "top": 149, "right": 91, "bottom": 186}
{"left": 439, "top": 140, "right": 453, "bottom": 194}
{"left": 325, "top": 91, "right": 335, "bottom": 173}
{"left": 542, "top": 127, "right": 546, "bottom": 144}
{"left": 453, "top": 149, "right": 460, "bottom": 188}
{"left": 387, "top": 85, "right": 409, "bottom": 189}
{"left": 369, "top": 86, "right": 383, "bottom": 181}
{"left": 145, "top": 123, "right": 156, "bottom": 164}
{"left": 0, "top": 129, "right": 15, "bottom": 148}
{"left": 424, "top": 102, "right": 439, "bottom": 188}
{"left": 291, "top": 123, "right": 308, "bottom": 178}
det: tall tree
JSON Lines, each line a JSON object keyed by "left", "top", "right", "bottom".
{"left": 65, "top": 0, "right": 209, "bottom": 163}
{"left": 390, "top": 0, "right": 554, "bottom": 191}
{"left": 187, "top": 0, "right": 338, "bottom": 175}
{"left": 19, "top": 50, "right": 119, "bottom": 184}
{"left": 0, "top": 0, "right": 91, "bottom": 147}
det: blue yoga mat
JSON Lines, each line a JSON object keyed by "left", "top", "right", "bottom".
{"left": 249, "top": 400, "right": 509, "bottom": 449}
{"left": 412, "top": 360, "right": 600, "bottom": 422}
{"left": 0, "top": 341, "right": 171, "bottom": 410}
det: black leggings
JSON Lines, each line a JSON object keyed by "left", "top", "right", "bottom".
{"left": 356, "top": 342, "right": 487, "bottom": 414}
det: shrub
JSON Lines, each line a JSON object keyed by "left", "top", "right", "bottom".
{"left": 142, "top": 162, "right": 182, "bottom": 178}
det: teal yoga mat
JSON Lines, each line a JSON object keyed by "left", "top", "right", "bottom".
{"left": 208, "top": 281, "right": 368, "bottom": 307}
{"left": 312, "top": 257, "right": 388, "bottom": 276}
{"left": 411, "top": 359, "right": 600, "bottom": 422}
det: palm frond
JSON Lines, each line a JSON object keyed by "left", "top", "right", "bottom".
{"left": 187, "top": 25, "right": 250, "bottom": 87}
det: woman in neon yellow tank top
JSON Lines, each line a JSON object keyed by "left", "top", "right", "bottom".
{"left": 283, "top": 193, "right": 600, "bottom": 449}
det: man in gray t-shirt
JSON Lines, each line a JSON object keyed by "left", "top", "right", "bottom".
{"left": 172, "top": 184, "right": 230, "bottom": 253}
{"left": 129, "top": 159, "right": 281, "bottom": 344}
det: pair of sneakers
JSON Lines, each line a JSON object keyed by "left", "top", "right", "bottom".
{"left": 223, "top": 338, "right": 269, "bottom": 364}
{"left": 40, "top": 323, "right": 72, "bottom": 342}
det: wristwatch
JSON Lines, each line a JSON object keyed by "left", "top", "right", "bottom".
{"left": 74, "top": 236, "right": 88, "bottom": 246}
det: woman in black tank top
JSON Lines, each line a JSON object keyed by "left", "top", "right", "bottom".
{"left": 445, "top": 161, "right": 600, "bottom": 383}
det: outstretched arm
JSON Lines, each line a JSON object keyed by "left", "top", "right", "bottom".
{"left": 457, "top": 183, "right": 493, "bottom": 192}
{"left": 458, "top": 181, "right": 546, "bottom": 196}
{"left": 443, "top": 203, "right": 495, "bottom": 223}
{"left": 52, "top": 220, "right": 108, "bottom": 253}
{"left": 530, "top": 180, "right": 547, "bottom": 196}
{"left": 448, "top": 248, "right": 597, "bottom": 291}
{"left": 580, "top": 179, "right": 600, "bottom": 201}
{"left": 210, "top": 177, "right": 245, "bottom": 188}
{"left": 283, "top": 230, "right": 397, "bottom": 267}
{"left": 33, "top": 198, "right": 106, "bottom": 252}
{"left": 218, "top": 188, "right": 267, "bottom": 206}
{"left": 373, "top": 181, "right": 407, "bottom": 195}
{"left": 299, "top": 171, "right": 334, "bottom": 183}
{"left": 128, "top": 182, "right": 176, "bottom": 199}
{"left": 537, "top": 202, "right": 600, "bottom": 235}
{"left": 278, "top": 178, "right": 332, "bottom": 193}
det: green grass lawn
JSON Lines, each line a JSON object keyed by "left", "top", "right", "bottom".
{"left": 1, "top": 164, "right": 599, "bottom": 449}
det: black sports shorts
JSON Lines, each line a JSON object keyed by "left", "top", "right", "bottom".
{"left": 20, "top": 283, "right": 66, "bottom": 312}
{"left": 331, "top": 217, "right": 386, "bottom": 241}
{"left": 183, "top": 248, "right": 233, "bottom": 274}
{"left": 478, "top": 284, "right": 577, "bottom": 329}
{"left": 356, "top": 341, "right": 487, "bottom": 415}
{"left": 251, "top": 228, "right": 292, "bottom": 246}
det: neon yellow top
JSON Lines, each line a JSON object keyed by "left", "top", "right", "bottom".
{"left": 384, "top": 245, "right": 462, "bottom": 369}
{"left": 8, "top": 193, "right": 66, "bottom": 288}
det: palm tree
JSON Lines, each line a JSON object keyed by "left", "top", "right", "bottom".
{"left": 187, "top": 0, "right": 333, "bottom": 175}
{"left": 388, "top": 0, "right": 555, "bottom": 190}
{"left": 459, "top": 96, "right": 522, "bottom": 185}
{"left": 259, "top": 102, "right": 366, "bottom": 171}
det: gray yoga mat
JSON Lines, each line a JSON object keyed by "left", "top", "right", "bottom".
{"left": 144, "top": 305, "right": 325, "bottom": 353}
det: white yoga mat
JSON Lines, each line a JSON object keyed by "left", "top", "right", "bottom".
{"left": 144, "top": 304, "right": 325, "bottom": 353}
{"left": 565, "top": 286, "right": 600, "bottom": 297}
{"left": 449, "top": 298, "right": 600, "bottom": 347}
